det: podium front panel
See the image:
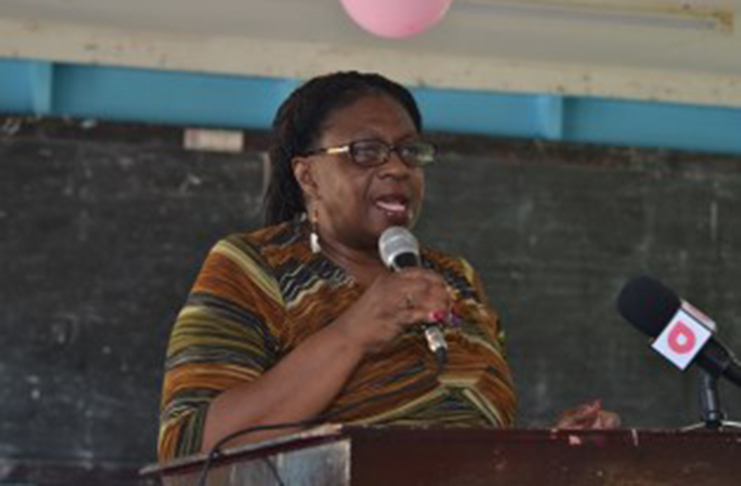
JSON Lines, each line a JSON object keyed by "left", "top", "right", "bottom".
{"left": 146, "top": 426, "right": 741, "bottom": 486}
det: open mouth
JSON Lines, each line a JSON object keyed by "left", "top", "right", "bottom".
{"left": 374, "top": 194, "right": 412, "bottom": 222}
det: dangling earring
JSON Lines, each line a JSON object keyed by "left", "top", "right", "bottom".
{"left": 310, "top": 207, "right": 322, "bottom": 254}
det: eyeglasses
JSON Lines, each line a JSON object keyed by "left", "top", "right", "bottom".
{"left": 303, "top": 139, "right": 437, "bottom": 168}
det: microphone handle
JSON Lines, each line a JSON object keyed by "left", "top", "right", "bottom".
{"left": 423, "top": 325, "right": 448, "bottom": 371}
{"left": 424, "top": 325, "right": 448, "bottom": 352}
{"left": 725, "top": 362, "right": 741, "bottom": 388}
{"left": 695, "top": 339, "right": 741, "bottom": 388}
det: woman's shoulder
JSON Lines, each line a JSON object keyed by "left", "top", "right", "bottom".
{"left": 218, "top": 220, "right": 303, "bottom": 255}
{"left": 210, "top": 219, "right": 312, "bottom": 276}
{"left": 223, "top": 219, "right": 295, "bottom": 246}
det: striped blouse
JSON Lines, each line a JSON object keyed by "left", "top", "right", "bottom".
{"left": 158, "top": 219, "right": 516, "bottom": 461}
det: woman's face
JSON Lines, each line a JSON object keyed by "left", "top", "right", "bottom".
{"left": 295, "top": 94, "right": 425, "bottom": 252}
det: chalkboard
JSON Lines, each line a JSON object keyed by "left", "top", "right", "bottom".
{"left": 418, "top": 137, "right": 741, "bottom": 427}
{"left": 0, "top": 121, "right": 264, "bottom": 469}
{"left": 1, "top": 120, "right": 740, "bottom": 476}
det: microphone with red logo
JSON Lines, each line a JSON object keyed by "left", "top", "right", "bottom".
{"left": 616, "top": 276, "right": 741, "bottom": 388}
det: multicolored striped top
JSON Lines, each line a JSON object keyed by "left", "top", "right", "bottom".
{"left": 158, "top": 219, "right": 517, "bottom": 461}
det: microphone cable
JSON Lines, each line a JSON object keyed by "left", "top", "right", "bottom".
{"left": 194, "top": 418, "right": 324, "bottom": 486}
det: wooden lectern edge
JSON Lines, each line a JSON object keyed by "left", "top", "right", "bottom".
{"left": 139, "top": 426, "right": 741, "bottom": 479}
{"left": 140, "top": 423, "right": 345, "bottom": 477}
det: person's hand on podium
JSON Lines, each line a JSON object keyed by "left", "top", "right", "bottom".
{"left": 556, "top": 399, "right": 621, "bottom": 429}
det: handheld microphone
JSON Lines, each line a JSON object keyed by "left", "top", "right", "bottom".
{"left": 378, "top": 226, "right": 448, "bottom": 368}
{"left": 617, "top": 276, "right": 741, "bottom": 388}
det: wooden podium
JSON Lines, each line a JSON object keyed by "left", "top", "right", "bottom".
{"left": 144, "top": 426, "right": 741, "bottom": 485}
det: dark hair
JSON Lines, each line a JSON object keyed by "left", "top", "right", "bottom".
{"left": 263, "top": 71, "right": 423, "bottom": 225}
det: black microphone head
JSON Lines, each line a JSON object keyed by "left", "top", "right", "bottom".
{"left": 379, "top": 226, "right": 420, "bottom": 270}
{"left": 617, "top": 276, "right": 682, "bottom": 337}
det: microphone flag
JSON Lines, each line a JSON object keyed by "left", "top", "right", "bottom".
{"left": 651, "top": 303, "right": 714, "bottom": 370}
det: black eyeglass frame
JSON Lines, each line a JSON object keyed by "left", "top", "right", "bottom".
{"left": 302, "top": 139, "right": 437, "bottom": 168}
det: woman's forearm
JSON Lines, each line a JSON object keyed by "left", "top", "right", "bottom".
{"left": 200, "top": 318, "right": 365, "bottom": 451}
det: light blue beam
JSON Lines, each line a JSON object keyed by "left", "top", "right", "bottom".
{"left": 1, "top": 58, "right": 740, "bottom": 156}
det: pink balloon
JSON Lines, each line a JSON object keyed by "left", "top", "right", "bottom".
{"left": 340, "top": 0, "right": 452, "bottom": 39}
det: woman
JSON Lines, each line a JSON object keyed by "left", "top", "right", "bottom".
{"left": 158, "top": 71, "right": 616, "bottom": 461}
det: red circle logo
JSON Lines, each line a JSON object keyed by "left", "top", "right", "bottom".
{"left": 668, "top": 322, "right": 697, "bottom": 354}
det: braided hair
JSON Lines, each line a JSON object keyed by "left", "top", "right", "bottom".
{"left": 263, "top": 71, "right": 423, "bottom": 225}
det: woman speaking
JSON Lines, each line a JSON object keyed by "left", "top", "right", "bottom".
{"left": 158, "top": 71, "right": 616, "bottom": 461}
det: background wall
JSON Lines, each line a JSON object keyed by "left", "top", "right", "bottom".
{"left": 2, "top": 118, "right": 740, "bottom": 481}
{"left": 3, "top": 0, "right": 741, "bottom": 107}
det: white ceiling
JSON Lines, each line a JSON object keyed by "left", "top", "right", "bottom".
{"left": 1, "top": 0, "right": 740, "bottom": 105}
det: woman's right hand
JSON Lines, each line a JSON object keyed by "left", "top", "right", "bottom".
{"left": 335, "top": 268, "right": 452, "bottom": 354}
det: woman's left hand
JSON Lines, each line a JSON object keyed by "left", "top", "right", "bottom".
{"left": 556, "top": 399, "right": 621, "bottom": 430}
